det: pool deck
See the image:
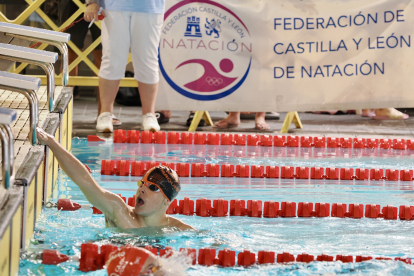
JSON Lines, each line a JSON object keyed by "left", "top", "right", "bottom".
{"left": 73, "top": 96, "right": 414, "bottom": 139}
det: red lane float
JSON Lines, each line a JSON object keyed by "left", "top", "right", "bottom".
{"left": 298, "top": 202, "right": 313, "bottom": 217}
{"left": 353, "top": 138, "right": 365, "bottom": 149}
{"left": 113, "top": 130, "right": 126, "bottom": 143}
{"left": 212, "top": 199, "right": 229, "bottom": 217}
{"left": 230, "top": 199, "right": 247, "bottom": 216}
{"left": 166, "top": 199, "right": 178, "bottom": 214}
{"left": 336, "top": 255, "right": 354, "bottom": 263}
{"left": 356, "top": 256, "right": 373, "bottom": 262}
{"left": 177, "top": 197, "right": 194, "bottom": 216}
{"left": 220, "top": 134, "right": 233, "bottom": 145}
{"left": 42, "top": 250, "right": 69, "bottom": 265}
{"left": 196, "top": 198, "right": 212, "bottom": 217}
{"left": 258, "top": 251, "right": 275, "bottom": 264}
{"left": 57, "top": 199, "right": 82, "bottom": 211}
{"left": 274, "top": 135, "right": 286, "bottom": 147}
{"left": 317, "top": 254, "right": 334, "bottom": 262}
{"left": 277, "top": 252, "right": 295, "bottom": 263}
{"left": 380, "top": 139, "right": 392, "bottom": 149}
{"left": 247, "top": 200, "right": 262, "bottom": 217}
{"left": 44, "top": 243, "right": 414, "bottom": 270}
{"left": 247, "top": 134, "right": 260, "bottom": 146}
{"left": 331, "top": 203, "right": 347, "bottom": 218}
{"left": 92, "top": 207, "right": 102, "bottom": 214}
{"left": 87, "top": 135, "right": 105, "bottom": 142}
{"left": 279, "top": 201, "right": 296, "bottom": 217}
{"left": 217, "top": 249, "right": 236, "bottom": 267}
{"left": 340, "top": 138, "right": 352, "bottom": 149}
{"left": 57, "top": 197, "right": 414, "bottom": 222}
{"left": 399, "top": 205, "right": 414, "bottom": 220}
{"left": 314, "top": 137, "right": 325, "bottom": 148}
{"left": 176, "top": 163, "right": 190, "bottom": 177}
{"left": 407, "top": 140, "right": 414, "bottom": 150}
{"left": 198, "top": 248, "right": 216, "bottom": 266}
{"left": 346, "top": 204, "right": 364, "bottom": 219}
{"left": 234, "top": 134, "right": 246, "bottom": 146}
{"left": 263, "top": 201, "right": 279, "bottom": 218}
{"left": 260, "top": 135, "right": 273, "bottom": 147}
{"left": 110, "top": 131, "right": 413, "bottom": 155}
{"left": 395, "top": 257, "right": 412, "bottom": 264}
{"left": 128, "top": 195, "right": 136, "bottom": 207}
{"left": 79, "top": 243, "right": 99, "bottom": 272}
{"left": 100, "top": 160, "right": 414, "bottom": 182}
{"left": 238, "top": 250, "right": 256, "bottom": 266}
{"left": 206, "top": 164, "right": 220, "bottom": 177}
{"left": 297, "top": 253, "right": 315, "bottom": 263}
{"left": 126, "top": 130, "right": 139, "bottom": 143}
{"left": 207, "top": 133, "right": 220, "bottom": 145}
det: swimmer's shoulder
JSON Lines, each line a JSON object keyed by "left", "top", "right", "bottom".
{"left": 168, "top": 216, "right": 195, "bottom": 231}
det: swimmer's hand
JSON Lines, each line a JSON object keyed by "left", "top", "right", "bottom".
{"left": 84, "top": 3, "right": 105, "bottom": 22}
{"left": 36, "top": 127, "right": 55, "bottom": 146}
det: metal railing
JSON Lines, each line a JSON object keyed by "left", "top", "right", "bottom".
{"left": 0, "top": 107, "right": 17, "bottom": 189}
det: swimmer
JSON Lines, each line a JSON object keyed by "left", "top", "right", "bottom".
{"left": 106, "top": 245, "right": 191, "bottom": 276}
{"left": 36, "top": 127, "right": 194, "bottom": 231}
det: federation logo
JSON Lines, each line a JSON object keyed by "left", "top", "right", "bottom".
{"left": 159, "top": 0, "right": 252, "bottom": 101}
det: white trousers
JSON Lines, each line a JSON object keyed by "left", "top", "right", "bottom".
{"left": 99, "top": 10, "right": 163, "bottom": 84}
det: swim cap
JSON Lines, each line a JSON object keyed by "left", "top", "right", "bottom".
{"left": 141, "top": 166, "right": 181, "bottom": 202}
{"left": 106, "top": 246, "right": 149, "bottom": 276}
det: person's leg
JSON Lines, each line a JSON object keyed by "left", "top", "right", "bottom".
{"left": 130, "top": 12, "right": 163, "bottom": 131}
{"left": 99, "top": 78, "right": 121, "bottom": 114}
{"left": 213, "top": 112, "right": 241, "bottom": 128}
{"left": 96, "top": 10, "right": 131, "bottom": 132}
{"left": 255, "top": 112, "right": 270, "bottom": 130}
{"left": 96, "top": 78, "right": 121, "bottom": 132}
{"left": 138, "top": 82, "right": 158, "bottom": 115}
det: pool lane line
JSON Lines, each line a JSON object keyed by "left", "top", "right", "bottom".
{"left": 99, "top": 160, "right": 414, "bottom": 182}
{"left": 107, "top": 130, "right": 412, "bottom": 151}
{"left": 59, "top": 198, "right": 414, "bottom": 221}
{"left": 70, "top": 243, "right": 413, "bottom": 271}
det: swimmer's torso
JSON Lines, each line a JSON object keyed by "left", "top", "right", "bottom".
{"left": 104, "top": 206, "right": 143, "bottom": 229}
{"left": 103, "top": 206, "right": 187, "bottom": 230}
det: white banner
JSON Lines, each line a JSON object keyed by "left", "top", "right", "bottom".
{"left": 157, "top": 0, "right": 414, "bottom": 112}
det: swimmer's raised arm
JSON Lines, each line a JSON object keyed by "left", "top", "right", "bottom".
{"left": 36, "top": 128, "right": 125, "bottom": 214}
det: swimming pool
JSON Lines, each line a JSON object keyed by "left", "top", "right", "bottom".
{"left": 19, "top": 137, "right": 414, "bottom": 275}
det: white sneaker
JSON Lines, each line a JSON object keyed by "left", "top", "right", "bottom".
{"left": 93, "top": 114, "right": 122, "bottom": 126}
{"left": 142, "top": 113, "right": 160, "bottom": 132}
{"left": 96, "top": 112, "right": 113, "bottom": 133}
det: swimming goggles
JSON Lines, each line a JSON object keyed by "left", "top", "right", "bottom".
{"left": 138, "top": 180, "right": 160, "bottom": 192}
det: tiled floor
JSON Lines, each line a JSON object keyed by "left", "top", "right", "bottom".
{"left": 73, "top": 96, "right": 414, "bottom": 139}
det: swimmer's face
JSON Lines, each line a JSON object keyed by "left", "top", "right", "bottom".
{"left": 134, "top": 180, "right": 168, "bottom": 216}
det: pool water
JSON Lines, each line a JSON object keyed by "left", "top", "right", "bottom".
{"left": 19, "top": 138, "right": 414, "bottom": 275}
